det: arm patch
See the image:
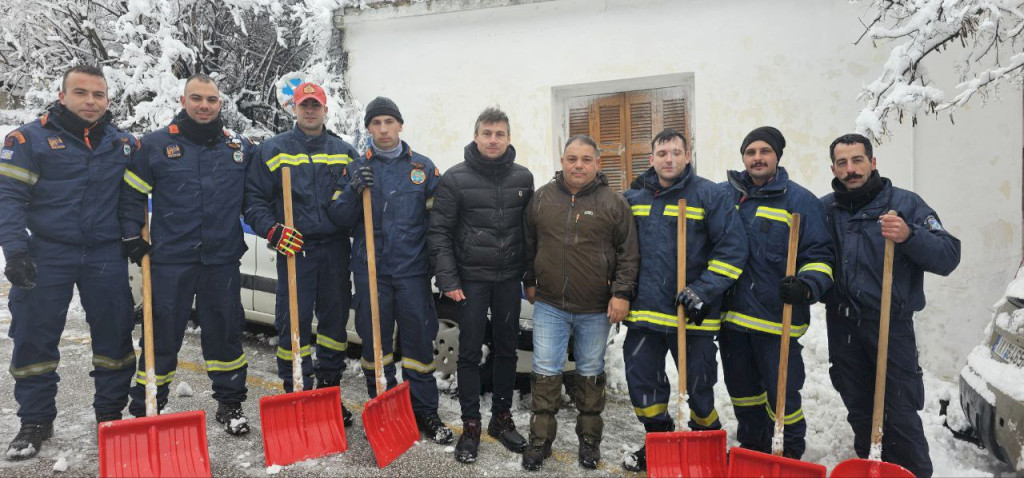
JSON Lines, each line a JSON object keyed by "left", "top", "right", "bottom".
{"left": 4, "top": 131, "right": 26, "bottom": 147}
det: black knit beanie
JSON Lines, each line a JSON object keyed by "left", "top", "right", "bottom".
{"left": 364, "top": 96, "right": 403, "bottom": 127}
{"left": 740, "top": 126, "right": 786, "bottom": 160}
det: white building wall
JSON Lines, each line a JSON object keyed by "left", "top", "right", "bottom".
{"left": 340, "top": 0, "right": 1022, "bottom": 378}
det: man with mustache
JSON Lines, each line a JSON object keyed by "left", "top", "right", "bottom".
{"left": 820, "top": 133, "right": 960, "bottom": 478}
{"left": 245, "top": 82, "right": 358, "bottom": 425}
{"left": 1, "top": 65, "right": 139, "bottom": 458}
{"left": 121, "top": 74, "right": 254, "bottom": 435}
{"left": 719, "top": 126, "right": 834, "bottom": 459}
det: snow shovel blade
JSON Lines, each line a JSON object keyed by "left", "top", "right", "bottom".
{"left": 645, "top": 429, "right": 727, "bottom": 478}
{"left": 831, "top": 458, "right": 914, "bottom": 478}
{"left": 362, "top": 381, "right": 418, "bottom": 468}
{"left": 97, "top": 410, "right": 210, "bottom": 478}
{"left": 259, "top": 386, "right": 348, "bottom": 467}
{"left": 726, "top": 446, "right": 827, "bottom": 478}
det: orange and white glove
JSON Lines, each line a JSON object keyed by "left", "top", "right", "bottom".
{"left": 267, "top": 223, "right": 304, "bottom": 256}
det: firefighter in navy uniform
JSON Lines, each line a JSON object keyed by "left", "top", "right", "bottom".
{"left": 720, "top": 126, "right": 834, "bottom": 459}
{"left": 327, "top": 97, "right": 454, "bottom": 444}
{"left": 822, "top": 134, "right": 960, "bottom": 478}
{"left": 244, "top": 82, "right": 358, "bottom": 425}
{"left": 620, "top": 129, "right": 748, "bottom": 472}
{"left": 1, "top": 65, "right": 138, "bottom": 459}
{"left": 120, "top": 74, "right": 254, "bottom": 435}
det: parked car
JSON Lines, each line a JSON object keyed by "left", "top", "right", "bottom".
{"left": 957, "top": 261, "right": 1024, "bottom": 472}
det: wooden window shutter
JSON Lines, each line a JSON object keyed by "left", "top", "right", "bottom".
{"left": 591, "top": 94, "right": 626, "bottom": 191}
{"left": 625, "top": 91, "right": 655, "bottom": 187}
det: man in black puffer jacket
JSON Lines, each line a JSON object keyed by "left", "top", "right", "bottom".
{"left": 428, "top": 107, "right": 534, "bottom": 464}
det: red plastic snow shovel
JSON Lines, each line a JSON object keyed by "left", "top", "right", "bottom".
{"left": 98, "top": 202, "right": 212, "bottom": 478}
{"left": 646, "top": 199, "right": 728, "bottom": 478}
{"left": 260, "top": 167, "right": 348, "bottom": 467}
{"left": 727, "top": 213, "right": 826, "bottom": 478}
{"left": 360, "top": 187, "right": 419, "bottom": 468}
{"left": 831, "top": 230, "right": 914, "bottom": 478}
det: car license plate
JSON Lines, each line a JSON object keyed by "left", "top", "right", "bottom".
{"left": 993, "top": 334, "right": 1024, "bottom": 368}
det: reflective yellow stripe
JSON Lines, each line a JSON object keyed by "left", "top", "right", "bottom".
{"left": 316, "top": 334, "right": 348, "bottom": 352}
{"left": 691, "top": 408, "right": 719, "bottom": 427}
{"left": 266, "top": 153, "right": 309, "bottom": 172}
{"left": 631, "top": 205, "right": 651, "bottom": 216}
{"left": 276, "top": 345, "right": 311, "bottom": 361}
{"left": 425, "top": 197, "right": 434, "bottom": 211}
{"left": 206, "top": 353, "right": 247, "bottom": 372}
{"left": 799, "top": 262, "right": 834, "bottom": 280}
{"left": 332, "top": 190, "right": 342, "bottom": 201}
{"left": 634, "top": 403, "right": 668, "bottom": 418}
{"left": 361, "top": 353, "right": 395, "bottom": 370}
{"left": 625, "top": 310, "right": 721, "bottom": 331}
{"left": 402, "top": 356, "right": 435, "bottom": 373}
{"left": 730, "top": 392, "right": 768, "bottom": 407}
{"left": 310, "top": 154, "right": 351, "bottom": 166}
{"left": 755, "top": 206, "right": 792, "bottom": 226}
{"left": 135, "top": 370, "right": 175, "bottom": 386}
{"left": 723, "top": 311, "right": 809, "bottom": 338}
{"left": 664, "top": 205, "right": 705, "bottom": 220}
{"left": 708, "top": 260, "right": 742, "bottom": 280}
{"left": 766, "top": 404, "right": 805, "bottom": 425}
{"left": 93, "top": 353, "right": 136, "bottom": 370}
{"left": 0, "top": 163, "right": 39, "bottom": 185}
{"left": 10, "top": 360, "right": 58, "bottom": 379}
{"left": 122, "top": 170, "right": 152, "bottom": 194}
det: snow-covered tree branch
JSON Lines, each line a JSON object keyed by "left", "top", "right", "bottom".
{"left": 855, "top": 0, "right": 1024, "bottom": 142}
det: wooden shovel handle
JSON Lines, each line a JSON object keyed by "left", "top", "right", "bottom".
{"left": 677, "top": 199, "right": 688, "bottom": 429}
{"left": 283, "top": 168, "right": 303, "bottom": 392}
{"left": 773, "top": 213, "right": 800, "bottom": 455}
{"left": 142, "top": 201, "right": 156, "bottom": 417}
{"left": 362, "top": 188, "right": 386, "bottom": 396}
{"left": 869, "top": 236, "right": 897, "bottom": 456}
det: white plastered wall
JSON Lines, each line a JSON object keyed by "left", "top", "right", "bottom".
{"left": 340, "top": 0, "right": 1022, "bottom": 379}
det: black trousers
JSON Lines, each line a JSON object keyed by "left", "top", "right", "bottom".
{"left": 456, "top": 279, "right": 521, "bottom": 421}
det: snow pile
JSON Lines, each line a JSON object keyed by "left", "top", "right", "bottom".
{"left": 52, "top": 452, "right": 69, "bottom": 472}
{"left": 175, "top": 381, "right": 194, "bottom": 398}
{"left": 265, "top": 464, "right": 283, "bottom": 474}
{"left": 5, "top": 444, "right": 35, "bottom": 459}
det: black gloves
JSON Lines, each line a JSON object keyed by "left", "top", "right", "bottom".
{"left": 779, "top": 275, "right": 812, "bottom": 304}
{"left": 122, "top": 236, "right": 151, "bottom": 266}
{"left": 675, "top": 287, "right": 707, "bottom": 326}
{"left": 349, "top": 166, "right": 374, "bottom": 194}
{"left": 4, "top": 251, "right": 37, "bottom": 289}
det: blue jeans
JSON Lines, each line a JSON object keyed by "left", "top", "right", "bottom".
{"left": 531, "top": 301, "right": 611, "bottom": 376}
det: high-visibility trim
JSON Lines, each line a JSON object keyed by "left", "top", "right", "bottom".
{"left": 266, "top": 153, "right": 309, "bottom": 172}
{"left": 663, "top": 205, "right": 705, "bottom": 220}
{"left": 766, "top": 404, "right": 805, "bottom": 425}
{"left": 276, "top": 345, "right": 312, "bottom": 361}
{"left": 361, "top": 353, "right": 395, "bottom": 370}
{"left": 708, "top": 259, "right": 743, "bottom": 280}
{"left": 425, "top": 197, "right": 434, "bottom": 211}
{"left": 206, "top": 353, "right": 247, "bottom": 372}
{"left": 634, "top": 403, "right": 668, "bottom": 418}
{"left": 402, "top": 356, "right": 435, "bottom": 373}
{"left": 631, "top": 205, "right": 651, "bottom": 216}
{"left": 10, "top": 360, "right": 58, "bottom": 379}
{"left": 625, "top": 309, "right": 721, "bottom": 331}
{"left": 122, "top": 170, "right": 152, "bottom": 194}
{"left": 310, "top": 154, "right": 351, "bottom": 166}
{"left": 316, "top": 334, "right": 348, "bottom": 352}
{"left": 135, "top": 370, "right": 175, "bottom": 386}
{"left": 331, "top": 190, "right": 342, "bottom": 201}
{"left": 93, "top": 353, "right": 136, "bottom": 370}
{"left": 691, "top": 408, "right": 720, "bottom": 427}
{"left": 756, "top": 206, "right": 792, "bottom": 227}
{"left": 723, "top": 311, "right": 809, "bottom": 338}
{"left": 0, "top": 163, "right": 39, "bottom": 185}
{"left": 730, "top": 392, "right": 768, "bottom": 408}
{"left": 799, "top": 262, "right": 834, "bottom": 280}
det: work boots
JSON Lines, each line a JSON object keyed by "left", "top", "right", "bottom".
{"left": 215, "top": 402, "right": 251, "bottom": 436}
{"left": 575, "top": 373, "right": 606, "bottom": 469}
{"left": 415, "top": 413, "right": 455, "bottom": 444}
{"left": 622, "top": 420, "right": 675, "bottom": 472}
{"left": 454, "top": 419, "right": 481, "bottom": 463}
{"left": 6, "top": 422, "right": 53, "bottom": 460}
{"left": 487, "top": 409, "right": 527, "bottom": 453}
{"left": 523, "top": 373, "right": 561, "bottom": 471}
{"left": 315, "top": 376, "right": 353, "bottom": 427}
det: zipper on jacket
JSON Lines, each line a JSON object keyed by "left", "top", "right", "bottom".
{"left": 562, "top": 193, "right": 576, "bottom": 310}
{"left": 497, "top": 177, "right": 504, "bottom": 281}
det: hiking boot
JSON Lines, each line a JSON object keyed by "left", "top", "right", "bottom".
{"left": 487, "top": 410, "right": 526, "bottom": 453}
{"left": 623, "top": 444, "right": 646, "bottom": 472}
{"left": 6, "top": 422, "right": 53, "bottom": 460}
{"left": 579, "top": 435, "right": 601, "bottom": 469}
{"left": 454, "top": 419, "right": 481, "bottom": 464}
{"left": 521, "top": 440, "right": 552, "bottom": 471}
{"left": 316, "top": 377, "right": 353, "bottom": 427}
{"left": 215, "top": 402, "right": 251, "bottom": 436}
{"left": 96, "top": 412, "right": 121, "bottom": 424}
{"left": 415, "top": 413, "right": 454, "bottom": 444}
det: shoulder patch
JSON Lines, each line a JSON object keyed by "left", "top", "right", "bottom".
{"left": 434, "top": 167, "right": 440, "bottom": 177}
{"left": 168, "top": 124, "right": 180, "bottom": 135}
{"left": 411, "top": 161, "right": 426, "bottom": 170}
{"left": 166, "top": 144, "right": 183, "bottom": 158}
{"left": 0, "top": 148, "right": 13, "bottom": 160}
{"left": 47, "top": 137, "right": 65, "bottom": 150}
{"left": 5, "top": 131, "right": 26, "bottom": 147}
{"left": 924, "top": 215, "right": 944, "bottom": 231}
{"left": 410, "top": 168, "right": 426, "bottom": 185}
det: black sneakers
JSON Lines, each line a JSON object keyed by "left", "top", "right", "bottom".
{"left": 215, "top": 402, "right": 251, "bottom": 436}
{"left": 623, "top": 444, "right": 646, "bottom": 472}
{"left": 487, "top": 410, "right": 526, "bottom": 453}
{"left": 415, "top": 413, "right": 454, "bottom": 444}
{"left": 454, "top": 419, "right": 481, "bottom": 464}
{"left": 6, "top": 422, "right": 53, "bottom": 460}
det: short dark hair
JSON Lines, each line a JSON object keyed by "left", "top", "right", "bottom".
{"left": 829, "top": 133, "right": 873, "bottom": 162}
{"left": 651, "top": 129, "right": 688, "bottom": 152}
{"left": 61, "top": 65, "right": 106, "bottom": 92}
{"left": 474, "top": 107, "right": 510, "bottom": 135}
{"left": 563, "top": 134, "right": 599, "bottom": 156}
{"left": 184, "top": 73, "right": 217, "bottom": 93}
